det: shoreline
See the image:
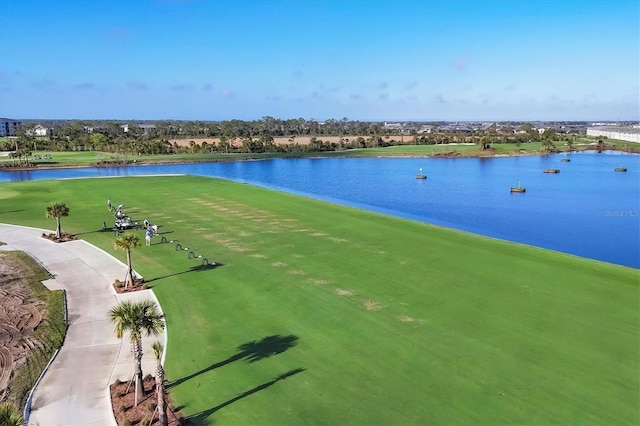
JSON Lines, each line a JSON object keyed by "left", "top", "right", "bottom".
{"left": 1, "top": 145, "right": 637, "bottom": 172}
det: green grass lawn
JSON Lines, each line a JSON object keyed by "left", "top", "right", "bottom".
{"left": 0, "top": 176, "right": 638, "bottom": 425}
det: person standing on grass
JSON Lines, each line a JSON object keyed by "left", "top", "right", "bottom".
{"left": 107, "top": 198, "right": 112, "bottom": 211}
{"left": 145, "top": 228, "right": 152, "bottom": 246}
{"left": 143, "top": 219, "right": 150, "bottom": 229}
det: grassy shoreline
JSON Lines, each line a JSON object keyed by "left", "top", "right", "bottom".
{"left": 1, "top": 139, "right": 638, "bottom": 171}
{"left": 0, "top": 176, "right": 637, "bottom": 425}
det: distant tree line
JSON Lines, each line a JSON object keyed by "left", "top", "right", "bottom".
{"left": 0, "top": 118, "right": 578, "bottom": 157}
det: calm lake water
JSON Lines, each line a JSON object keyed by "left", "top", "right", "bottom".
{"left": 1, "top": 151, "right": 638, "bottom": 268}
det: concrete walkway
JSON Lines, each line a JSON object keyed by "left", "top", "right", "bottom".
{"left": 0, "top": 224, "right": 167, "bottom": 426}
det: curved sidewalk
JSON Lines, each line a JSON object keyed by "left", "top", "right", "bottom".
{"left": 0, "top": 223, "right": 167, "bottom": 426}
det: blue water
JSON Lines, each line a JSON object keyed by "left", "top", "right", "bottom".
{"left": 1, "top": 151, "right": 638, "bottom": 268}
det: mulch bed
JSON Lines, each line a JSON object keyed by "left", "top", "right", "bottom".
{"left": 41, "top": 233, "right": 77, "bottom": 243}
{"left": 110, "top": 376, "right": 188, "bottom": 425}
{"left": 112, "top": 278, "right": 148, "bottom": 294}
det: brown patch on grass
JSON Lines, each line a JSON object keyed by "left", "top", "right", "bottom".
{"left": 364, "top": 300, "right": 382, "bottom": 311}
{"left": 310, "top": 232, "right": 326, "bottom": 237}
{"left": 309, "top": 279, "right": 330, "bottom": 286}
{"left": 328, "top": 237, "right": 349, "bottom": 243}
{"left": 399, "top": 315, "right": 426, "bottom": 325}
{"left": 288, "top": 269, "right": 306, "bottom": 275}
{"left": 271, "top": 261, "right": 287, "bottom": 267}
{"left": 336, "top": 288, "right": 355, "bottom": 296}
{"left": 229, "top": 245, "right": 253, "bottom": 253}
{"left": 249, "top": 254, "right": 267, "bottom": 258}
{"left": 238, "top": 231, "right": 254, "bottom": 237}
{"left": 292, "top": 254, "right": 304, "bottom": 258}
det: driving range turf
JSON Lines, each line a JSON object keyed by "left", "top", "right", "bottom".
{"left": 0, "top": 175, "right": 638, "bottom": 425}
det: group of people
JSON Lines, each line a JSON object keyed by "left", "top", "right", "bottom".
{"left": 110, "top": 200, "right": 133, "bottom": 230}
{"left": 143, "top": 219, "right": 159, "bottom": 246}
{"left": 108, "top": 198, "right": 159, "bottom": 244}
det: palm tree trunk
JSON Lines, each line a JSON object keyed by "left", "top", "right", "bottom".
{"left": 132, "top": 339, "right": 144, "bottom": 404}
{"left": 55, "top": 217, "right": 62, "bottom": 239}
{"left": 125, "top": 249, "right": 134, "bottom": 289}
{"left": 156, "top": 365, "right": 168, "bottom": 426}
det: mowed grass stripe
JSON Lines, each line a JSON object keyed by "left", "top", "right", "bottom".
{"left": 0, "top": 175, "right": 637, "bottom": 425}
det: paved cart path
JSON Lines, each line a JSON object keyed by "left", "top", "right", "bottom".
{"left": 0, "top": 224, "right": 166, "bottom": 426}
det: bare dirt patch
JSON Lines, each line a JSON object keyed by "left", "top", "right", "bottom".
{"left": 336, "top": 289, "right": 355, "bottom": 296}
{"left": 287, "top": 269, "right": 306, "bottom": 275}
{"left": 271, "top": 261, "right": 287, "bottom": 267}
{"left": 110, "top": 376, "right": 187, "bottom": 425}
{"left": 0, "top": 253, "right": 47, "bottom": 400}
{"left": 308, "top": 279, "right": 330, "bottom": 286}
{"left": 168, "top": 135, "right": 389, "bottom": 147}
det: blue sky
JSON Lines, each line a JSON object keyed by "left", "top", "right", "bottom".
{"left": 0, "top": 0, "right": 638, "bottom": 121}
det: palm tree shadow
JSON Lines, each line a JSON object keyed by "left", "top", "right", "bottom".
{"left": 73, "top": 228, "right": 111, "bottom": 237}
{"left": 146, "top": 263, "right": 223, "bottom": 283}
{"left": 238, "top": 334, "right": 299, "bottom": 363}
{"left": 168, "top": 335, "right": 299, "bottom": 389}
{"left": 188, "top": 368, "right": 306, "bottom": 425}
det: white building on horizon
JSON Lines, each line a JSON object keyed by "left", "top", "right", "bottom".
{"left": 587, "top": 125, "right": 640, "bottom": 143}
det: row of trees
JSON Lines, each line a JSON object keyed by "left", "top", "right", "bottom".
{"left": 1, "top": 119, "right": 579, "bottom": 159}
{"left": 42, "top": 203, "right": 168, "bottom": 424}
{"left": 32, "top": 117, "right": 580, "bottom": 140}
{"left": 99, "top": 228, "right": 168, "bottom": 423}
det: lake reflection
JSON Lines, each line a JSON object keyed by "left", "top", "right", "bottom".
{"left": 1, "top": 151, "right": 638, "bottom": 268}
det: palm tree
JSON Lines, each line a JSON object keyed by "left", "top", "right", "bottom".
{"left": 45, "top": 202, "right": 70, "bottom": 239}
{"left": 152, "top": 340, "right": 168, "bottom": 426}
{"left": 109, "top": 300, "right": 165, "bottom": 406}
{"left": 0, "top": 402, "right": 24, "bottom": 426}
{"left": 113, "top": 232, "right": 140, "bottom": 289}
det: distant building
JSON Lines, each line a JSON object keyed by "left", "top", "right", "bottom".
{"left": 121, "top": 123, "right": 157, "bottom": 134}
{"left": 138, "top": 123, "right": 156, "bottom": 134}
{"left": 383, "top": 122, "right": 403, "bottom": 131}
{"left": 27, "top": 124, "right": 49, "bottom": 137}
{"left": 587, "top": 126, "right": 640, "bottom": 143}
{"left": 0, "top": 118, "right": 22, "bottom": 137}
